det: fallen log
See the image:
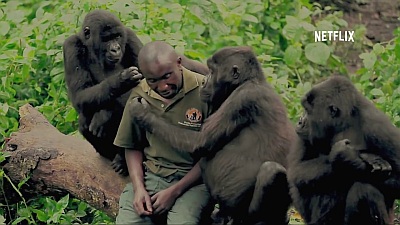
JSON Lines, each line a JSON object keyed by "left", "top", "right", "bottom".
{"left": 1, "top": 103, "right": 129, "bottom": 218}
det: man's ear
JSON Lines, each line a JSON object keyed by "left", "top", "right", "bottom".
{"left": 177, "top": 56, "right": 182, "bottom": 66}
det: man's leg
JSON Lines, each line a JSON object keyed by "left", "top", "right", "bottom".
{"left": 167, "top": 184, "right": 213, "bottom": 225}
{"left": 116, "top": 172, "right": 164, "bottom": 224}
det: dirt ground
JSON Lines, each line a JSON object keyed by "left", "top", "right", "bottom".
{"left": 332, "top": 0, "right": 400, "bottom": 73}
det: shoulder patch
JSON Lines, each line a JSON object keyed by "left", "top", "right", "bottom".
{"left": 185, "top": 108, "right": 202, "bottom": 123}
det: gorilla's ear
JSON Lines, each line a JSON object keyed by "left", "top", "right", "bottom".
{"left": 84, "top": 26, "right": 90, "bottom": 39}
{"left": 232, "top": 65, "right": 240, "bottom": 79}
{"left": 329, "top": 105, "right": 340, "bottom": 118}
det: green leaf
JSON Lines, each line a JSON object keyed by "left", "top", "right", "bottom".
{"left": 304, "top": 42, "right": 330, "bottom": 65}
{"left": 11, "top": 217, "right": 27, "bottom": 225}
{"left": 65, "top": 108, "right": 78, "bottom": 122}
{"left": 6, "top": 10, "right": 25, "bottom": 23}
{"left": 247, "top": 4, "right": 264, "bottom": 14}
{"left": 189, "top": 5, "right": 208, "bottom": 24}
{"left": 0, "top": 103, "right": 9, "bottom": 114}
{"left": 373, "top": 43, "right": 385, "bottom": 55}
{"left": 17, "top": 207, "right": 31, "bottom": 218}
{"left": 31, "top": 209, "right": 49, "bottom": 222}
{"left": 395, "top": 44, "right": 400, "bottom": 59}
{"left": 300, "top": 21, "right": 315, "bottom": 32}
{"left": 316, "top": 20, "right": 334, "bottom": 31}
{"left": 242, "top": 14, "right": 258, "bottom": 23}
{"left": 18, "top": 176, "right": 30, "bottom": 189}
{"left": 0, "top": 21, "right": 10, "bottom": 36}
{"left": 359, "top": 52, "right": 377, "bottom": 69}
{"left": 298, "top": 7, "right": 311, "bottom": 19}
{"left": 49, "top": 212, "right": 62, "bottom": 223}
{"left": 56, "top": 194, "right": 70, "bottom": 211}
{"left": 78, "top": 201, "right": 88, "bottom": 213}
{"left": 370, "top": 88, "right": 384, "bottom": 96}
{"left": 335, "top": 18, "right": 348, "bottom": 27}
{"left": 284, "top": 45, "right": 302, "bottom": 67}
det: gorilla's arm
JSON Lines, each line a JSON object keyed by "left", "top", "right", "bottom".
{"left": 180, "top": 55, "right": 209, "bottom": 75}
{"left": 365, "top": 123, "right": 400, "bottom": 197}
{"left": 129, "top": 82, "right": 259, "bottom": 153}
{"left": 122, "top": 28, "right": 143, "bottom": 67}
{"left": 88, "top": 109, "right": 113, "bottom": 137}
{"left": 63, "top": 35, "right": 141, "bottom": 112}
{"left": 290, "top": 139, "right": 392, "bottom": 192}
{"left": 289, "top": 143, "right": 334, "bottom": 192}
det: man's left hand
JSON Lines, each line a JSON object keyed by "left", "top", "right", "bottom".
{"left": 150, "top": 186, "right": 180, "bottom": 215}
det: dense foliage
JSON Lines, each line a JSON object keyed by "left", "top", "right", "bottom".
{"left": 0, "top": 0, "right": 399, "bottom": 224}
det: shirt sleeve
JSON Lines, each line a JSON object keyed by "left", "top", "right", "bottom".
{"left": 113, "top": 91, "right": 148, "bottom": 150}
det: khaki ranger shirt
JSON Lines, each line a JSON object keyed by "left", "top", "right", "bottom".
{"left": 114, "top": 67, "right": 210, "bottom": 177}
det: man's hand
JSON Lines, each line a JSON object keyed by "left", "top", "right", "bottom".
{"left": 151, "top": 186, "right": 180, "bottom": 215}
{"left": 133, "top": 187, "right": 153, "bottom": 216}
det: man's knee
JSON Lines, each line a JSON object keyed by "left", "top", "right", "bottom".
{"left": 116, "top": 183, "right": 154, "bottom": 225}
{"left": 167, "top": 184, "right": 213, "bottom": 225}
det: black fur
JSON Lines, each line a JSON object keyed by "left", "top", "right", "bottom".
{"left": 129, "top": 46, "right": 296, "bottom": 224}
{"left": 63, "top": 10, "right": 209, "bottom": 175}
{"left": 287, "top": 75, "right": 400, "bottom": 225}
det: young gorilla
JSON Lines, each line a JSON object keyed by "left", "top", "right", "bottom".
{"left": 129, "top": 46, "right": 296, "bottom": 224}
{"left": 63, "top": 10, "right": 208, "bottom": 175}
{"left": 287, "top": 75, "right": 400, "bottom": 225}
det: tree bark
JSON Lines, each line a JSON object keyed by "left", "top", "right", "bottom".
{"left": 1, "top": 103, "right": 129, "bottom": 219}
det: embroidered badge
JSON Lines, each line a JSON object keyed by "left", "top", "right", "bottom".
{"left": 185, "top": 108, "right": 202, "bottom": 123}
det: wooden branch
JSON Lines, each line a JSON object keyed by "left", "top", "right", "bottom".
{"left": 1, "top": 104, "right": 129, "bottom": 219}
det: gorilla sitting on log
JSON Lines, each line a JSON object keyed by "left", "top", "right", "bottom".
{"left": 63, "top": 10, "right": 208, "bottom": 175}
{"left": 129, "top": 46, "right": 296, "bottom": 224}
{"left": 287, "top": 75, "right": 400, "bottom": 225}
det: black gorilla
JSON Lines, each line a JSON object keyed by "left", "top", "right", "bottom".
{"left": 287, "top": 75, "right": 400, "bottom": 225}
{"left": 129, "top": 46, "right": 296, "bottom": 224}
{"left": 63, "top": 10, "right": 209, "bottom": 175}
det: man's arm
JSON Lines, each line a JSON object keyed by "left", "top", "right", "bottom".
{"left": 150, "top": 161, "right": 204, "bottom": 215}
{"left": 170, "top": 161, "right": 203, "bottom": 197}
{"left": 125, "top": 148, "right": 153, "bottom": 215}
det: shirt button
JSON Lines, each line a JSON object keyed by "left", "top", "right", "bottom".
{"left": 161, "top": 104, "right": 164, "bottom": 108}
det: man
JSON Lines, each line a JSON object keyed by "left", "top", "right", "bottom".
{"left": 114, "top": 41, "right": 212, "bottom": 224}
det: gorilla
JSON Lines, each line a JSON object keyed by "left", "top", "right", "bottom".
{"left": 128, "top": 46, "right": 296, "bottom": 224}
{"left": 63, "top": 9, "right": 208, "bottom": 175}
{"left": 287, "top": 75, "right": 400, "bottom": 225}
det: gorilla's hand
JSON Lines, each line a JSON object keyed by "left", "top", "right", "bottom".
{"left": 329, "top": 139, "right": 373, "bottom": 175}
{"left": 129, "top": 97, "right": 150, "bottom": 118}
{"left": 360, "top": 153, "right": 392, "bottom": 176}
{"left": 112, "top": 154, "right": 128, "bottom": 176}
{"left": 119, "top": 66, "right": 143, "bottom": 86}
{"left": 89, "top": 109, "right": 113, "bottom": 137}
{"left": 330, "top": 139, "right": 359, "bottom": 165}
{"left": 129, "top": 97, "right": 157, "bottom": 133}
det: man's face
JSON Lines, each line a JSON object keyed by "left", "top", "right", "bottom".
{"left": 144, "top": 57, "right": 183, "bottom": 99}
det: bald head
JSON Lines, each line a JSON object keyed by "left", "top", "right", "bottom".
{"left": 138, "top": 41, "right": 180, "bottom": 75}
{"left": 137, "top": 41, "right": 183, "bottom": 99}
